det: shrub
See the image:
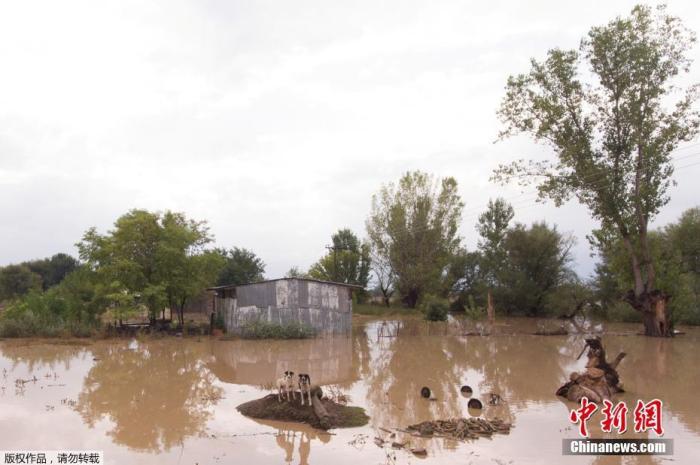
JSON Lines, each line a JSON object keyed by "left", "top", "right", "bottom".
{"left": 0, "top": 289, "right": 100, "bottom": 338}
{"left": 420, "top": 295, "right": 449, "bottom": 321}
{"left": 239, "top": 321, "right": 316, "bottom": 339}
{"left": 353, "top": 303, "right": 418, "bottom": 316}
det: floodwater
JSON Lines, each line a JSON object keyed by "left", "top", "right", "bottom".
{"left": 1, "top": 317, "right": 698, "bottom": 465}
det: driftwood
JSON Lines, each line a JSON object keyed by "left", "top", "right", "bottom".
{"left": 556, "top": 337, "right": 626, "bottom": 403}
{"left": 310, "top": 386, "right": 331, "bottom": 430}
{"left": 407, "top": 418, "right": 511, "bottom": 441}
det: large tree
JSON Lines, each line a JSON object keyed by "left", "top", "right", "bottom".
{"left": 498, "top": 222, "right": 575, "bottom": 316}
{"left": 366, "top": 171, "right": 463, "bottom": 307}
{"left": 495, "top": 5, "right": 700, "bottom": 336}
{"left": 157, "top": 212, "right": 224, "bottom": 328}
{"left": 476, "top": 198, "right": 515, "bottom": 285}
{"left": 78, "top": 209, "right": 221, "bottom": 327}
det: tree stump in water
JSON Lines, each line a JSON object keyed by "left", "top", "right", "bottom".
{"left": 556, "top": 337, "right": 626, "bottom": 403}
{"left": 309, "top": 386, "right": 332, "bottom": 430}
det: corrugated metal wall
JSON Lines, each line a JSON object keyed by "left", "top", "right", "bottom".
{"left": 215, "top": 279, "right": 353, "bottom": 334}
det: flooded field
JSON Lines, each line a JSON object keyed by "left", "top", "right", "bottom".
{"left": 1, "top": 317, "right": 698, "bottom": 465}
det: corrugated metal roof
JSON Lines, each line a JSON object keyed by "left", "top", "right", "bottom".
{"left": 207, "top": 277, "right": 364, "bottom": 291}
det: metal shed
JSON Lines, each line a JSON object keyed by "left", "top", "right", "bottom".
{"left": 209, "top": 278, "right": 360, "bottom": 335}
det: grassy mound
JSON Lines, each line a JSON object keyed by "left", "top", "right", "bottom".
{"left": 237, "top": 393, "right": 369, "bottom": 430}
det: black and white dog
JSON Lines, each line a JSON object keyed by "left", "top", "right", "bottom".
{"left": 298, "top": 373, "right": 312, "bottom": 406}
{"left": 277, "top": 370, "right": 295, "bottom": 402}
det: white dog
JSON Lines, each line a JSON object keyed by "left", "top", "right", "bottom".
{"left": 277, "top": 370, "right": 295, "bottom": 402}
{"left": 298, "top": 373, "right": 312, "bottom": 406}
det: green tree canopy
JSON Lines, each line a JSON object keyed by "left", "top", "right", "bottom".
{"left": 308, "top": 228, "right": 371, "bottom": 293}
{"left": 215, "top": 247, "right": 266, "bottom": 286}
{"left": 476, "top": 198, "right": 515, "bottom": 284}
{"left": 366, "top": 171, "right": 463, "bottom": 307}
{"left": 26, "top": 253, "right": 79, "bottom": 290}
{"left": 0, "top": 264, "right": 42, "bottom": 301}
{"left": 497, "top": 222, "right": 575, "bottom": 316}
{"left": 495, "top": 4, "right": 700, "bottom": 335}
{"left": 77, "top": 209, "right": 221, "bottom": 326}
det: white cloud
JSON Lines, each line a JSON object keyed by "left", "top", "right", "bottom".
{"left": 1, "top": 0, "right": 699, "bottom": 278}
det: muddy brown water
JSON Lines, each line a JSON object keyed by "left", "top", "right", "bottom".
{"left": 1, "top": 317, "right": 698, "bottom": 465}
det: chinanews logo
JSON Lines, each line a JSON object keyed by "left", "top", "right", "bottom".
{"left": 562, "top": 398, "right": 673, "bottom": 456}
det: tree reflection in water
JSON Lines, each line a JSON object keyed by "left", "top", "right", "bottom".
{"left": 250, "top": 418, "right": 331, "bottom": 465}
{"left": 74, "top": 340, "right": 223, "bottom": 452}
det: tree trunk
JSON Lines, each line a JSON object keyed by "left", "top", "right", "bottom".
{"left": 487, "top": 289, "right": 495, "bottom": 325}
{"left": 626, "top": 290, "right": 672, "bottom": 337}
{"left": 310, "top": 386, "right": 331, "bottom": 430}
{"left": 403, "top": 288, "right": 419, "bottom": 308}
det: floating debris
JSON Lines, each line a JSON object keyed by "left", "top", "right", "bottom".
{"left": 407, "top": 417, "right": 512, "bottom": 441}
{"left": 487, "top": 393, "right": 504, "bottom": 406}
{"left": 15, "top": 376, "right": 38, "bottom": 386}
{"left": 347, "top": 433, "right": 368, "bottom": 448}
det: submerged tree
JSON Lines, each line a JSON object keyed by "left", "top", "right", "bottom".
{"left": 366, "top": 171, "right": 463, "bottom": 307}
{"left": 593, "top": 206, "right": 700, "bottom": 325}
{"left": 495, "top": 5, "right": 700, "bottom": 336}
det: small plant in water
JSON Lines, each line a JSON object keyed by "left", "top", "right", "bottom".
{"left": 240, "top": 321, "right": 316, "bottom": 339}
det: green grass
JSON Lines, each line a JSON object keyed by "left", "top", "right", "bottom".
{"left": 353, "top": 303, "right": 419, "bottom": 316}
{"left": 238, "top": 321, "right": 316, "bottom": 339}
{"left": 336, "top": 405, "right": 370, "bottom": 427}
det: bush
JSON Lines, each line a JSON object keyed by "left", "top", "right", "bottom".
{"left": 239, "top": 321, "right": 316, "bottom": 339}
{"left": 0, "top": 289, "right": 100, "bottom": 338}
{"left": 420, "top": 295, "right": 449, "bottom": 321}
{"left": 353, "top": 303, "right": 418, "bottom": 316}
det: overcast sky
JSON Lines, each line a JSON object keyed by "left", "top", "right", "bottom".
{"left": 1, "top": 0, "right": 699, "bottom": 280}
